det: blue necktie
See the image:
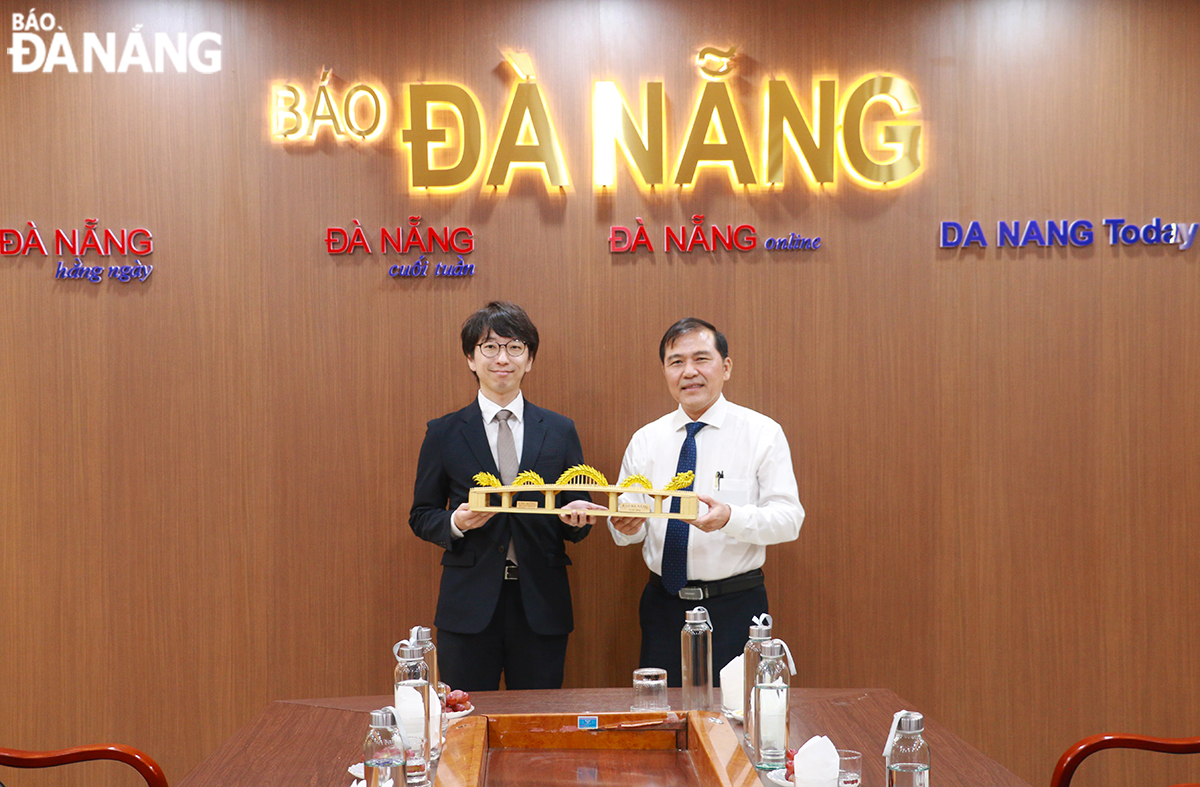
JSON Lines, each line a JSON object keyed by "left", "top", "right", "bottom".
{"left": 661, "top": 421, "right": 706, "bottom": 594}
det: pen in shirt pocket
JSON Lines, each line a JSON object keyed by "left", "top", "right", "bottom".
{"left": 715, "top": 470, "right": 724, "bottom": 490}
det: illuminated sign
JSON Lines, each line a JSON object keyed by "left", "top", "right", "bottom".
{"left": 269, "top": 49, "right": 925, "bottom": 195}
{"left": 593, "top": 72, "right": 921, "bottom": 190}
{"left": 8, "top": 10, "right": 222, "bottom": 73}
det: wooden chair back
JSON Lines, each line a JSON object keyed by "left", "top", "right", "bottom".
{"left": 0, "top": 743, "right": 167, "bottom": 787}
{"left": 1051, "top": 733, "right": 1200, "bottom": 787}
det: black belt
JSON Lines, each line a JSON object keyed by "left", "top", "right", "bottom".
{"left": 649, "top": 569, "right": 764, "bottom": 600}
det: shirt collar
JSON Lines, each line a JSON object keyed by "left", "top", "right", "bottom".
{"left": 478, "top": 390, "right": 525, "bottom": 423}
{"left": 669, "top": 394, "right": 728, "bottom": 431}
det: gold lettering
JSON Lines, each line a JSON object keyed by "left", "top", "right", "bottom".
{"left": 273, "top": 84, "right": 306, "bottom": 139}
{"left": 840, "top": 74, "right": 923, "bottom": 187}
{"left": 765, "top": 79, "right": 836, "bottom": 185}
{"left": 675, "top": 81, "right": 756, "bottom": 186}
{"left": 343, "top": 84, "right": 386, "bottom": 141}
{"left": 487, "top": 82, "right": 570, "bottom": 188}
{"left": 593, "top": 81, "right": 664, "bottom": 187}
{"left": 309, "top": 82, "right": 343, "bottom": 139}
{"left": 402, "top": 84, "right": 483, "bottom": 189}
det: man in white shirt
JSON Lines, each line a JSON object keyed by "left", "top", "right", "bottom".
{"left": 609, "top": 318, "right": 804, "bottom": 686}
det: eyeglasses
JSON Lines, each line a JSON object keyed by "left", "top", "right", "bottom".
{"left": 476, "top": 340, "right": 527, "bottom": 358}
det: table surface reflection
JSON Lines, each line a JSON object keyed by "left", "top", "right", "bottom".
{"left": 485, "top": 748, "right": 698, "bottom": 787}
{"left": 177, "top": 687, "right": 1031, "bottom": 787}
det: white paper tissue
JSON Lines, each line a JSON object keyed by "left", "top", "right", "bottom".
{"left": 719, "top": 654, "right": 744, "bottom": 712}
{"left": 793, "top": 734, "right": 839, "bottom": 787}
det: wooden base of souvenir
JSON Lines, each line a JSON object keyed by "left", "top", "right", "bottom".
{"left": 467, "top": 485, "right": 698, "bottom": 520}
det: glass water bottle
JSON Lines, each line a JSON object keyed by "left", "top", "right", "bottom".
{"left": 751, "top": 639, "right": 790, "bottom": 770}
{"left": 681, "top": 606, "right": 714, "bottom": 711}
{"left": 364, "top": 708, "right": 405, "bottom": 787}
{"left": 393, "top": 640, "right": 432, "bottom": 787}
{"left": 411, "top": 626, "right": 441, "bottom": 763}
{"left": 742, "top": 613, "right": 773, "bottom": 755}
{"left": 885, "top": 711, "right": 931, "bottom": 787}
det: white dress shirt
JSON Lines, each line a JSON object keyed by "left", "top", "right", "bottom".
{"left": 450, "top": 391, "right": 525, "bottom": 538}
{"left": 608, "top": 395, "right": 804, "bottom": 581}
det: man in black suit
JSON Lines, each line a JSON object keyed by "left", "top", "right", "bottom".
{"left": 410, "top": 302, "right": 604, "bottom": 691}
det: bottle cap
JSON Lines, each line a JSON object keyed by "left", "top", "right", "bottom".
{"left": 392, "top": 639, "right": 424, "bottom": 661}
{"left": 883, "top": 710, "right": 923, "bottom": 756}
{"left": 381, "top": 706, "right": 411, "bottom": 749}
{"left": 684, "top": 606, "right": 709, "bottom": 624}
{"left": 370, "top": 709, "right": 395, "bottom": 728}
{"left": 749, "top": 613, "right": 773, "bottom": 639}
{"left": 412, "top": 626, "right": 433, "bottom": 644}
{"left": 761, "top": 639, "right": 784, "bottom": 658}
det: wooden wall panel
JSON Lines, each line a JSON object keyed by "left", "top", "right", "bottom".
{"left": 2, "top": 2, "right": 1200, "bottom": 787}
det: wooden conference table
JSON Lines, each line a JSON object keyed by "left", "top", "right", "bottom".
{"left": 177, "top": 688, "right": 1030, "bottom": 787}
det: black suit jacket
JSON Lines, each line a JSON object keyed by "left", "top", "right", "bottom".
{"left": 409, "top": 400, "right": 591, "bottom": 636}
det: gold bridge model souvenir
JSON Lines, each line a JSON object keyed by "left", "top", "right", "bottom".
{"left": 468, "top": 465, "right": 700, "bottom": 520}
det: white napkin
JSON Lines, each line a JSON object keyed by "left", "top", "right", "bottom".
{"left": 793, "top": 735, "right": 839, "bottom": 787}
{"left": 394, "top": 685, "right": 427, "bottom": 742}
{"left": 719, "top": 654, "right": 744, "bottom": 712}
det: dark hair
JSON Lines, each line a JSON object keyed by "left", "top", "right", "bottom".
{"left": 460, "top": 301, "right": 540, "bottom": 360}
{"left": 659, "top": 317, "right": 728, "bottom": 362}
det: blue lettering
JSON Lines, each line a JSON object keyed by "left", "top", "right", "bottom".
{"left": 1104, "top": 218, "right": 1125, "bottom": 245}
{"left": 389, "top": 255, "right": 430, "bottom": 278}
{"left": 432, "top": 256, "right": 474, "bottom": 277}
{"left": 1140, "top": 218, "right": 1162, "bottom": 244}
{"left": 940, "top": 221, "right": 962, "bottom": 248}
{"left": 55, "top": 258, "right": 103, "bottom": 283}
{"left": 1070, "top": 220, "right": 1093, "bottom": 246}
{"left": 1046, "top": 221, "right": 1069, "bottom": 247}
{"left": 997, "top": 221, "right": 1020, "bottom": 247}
{"left": 1020, "top": 221, "right": 1046, "bottom": 247}
{"left": 962, "top": 221, "right": 987, "bottom": 248}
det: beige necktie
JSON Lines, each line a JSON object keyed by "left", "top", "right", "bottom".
{"left": 495, "top": 410, "right": 519, "bottom": 564}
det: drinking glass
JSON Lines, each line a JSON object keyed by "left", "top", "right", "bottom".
{"left": 631, "top": 667, "right": 669, "bottom": 710}
{"left": 838, "top": 749, "right": 863, "bottom": 787}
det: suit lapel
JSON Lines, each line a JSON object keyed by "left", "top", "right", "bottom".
{"left": 459, "top": 403, "right": 499, "bottom": 475}
{"left": 522, "top": 401, "right": 548, "bottom": 472}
